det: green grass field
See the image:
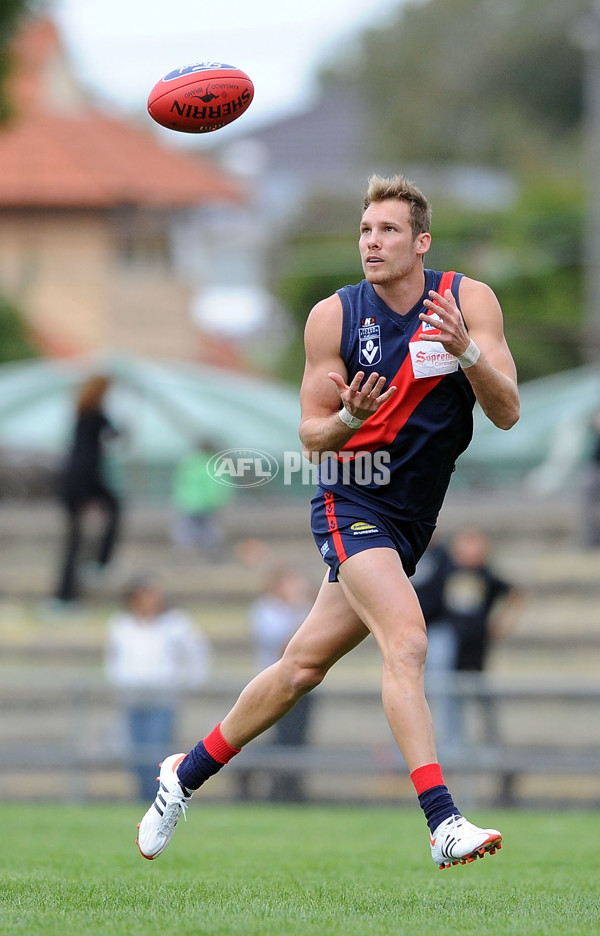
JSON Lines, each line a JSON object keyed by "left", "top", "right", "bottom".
{"left": 0, "top": 804, "right": 597, "bottom": 936}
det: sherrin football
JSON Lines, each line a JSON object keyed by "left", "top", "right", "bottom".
{"left": 147, "top": 62, "right": 254, "bottom": 133}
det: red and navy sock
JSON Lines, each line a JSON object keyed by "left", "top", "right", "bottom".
{"left": 176, "top": 724, "right": 241, "bottom": 792}
{"left": 410, "top": 763, "right": 461, "bottom": 835}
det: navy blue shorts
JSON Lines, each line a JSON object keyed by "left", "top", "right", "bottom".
{"left": 311, "top": 489, "right": 436, "bottom": 582}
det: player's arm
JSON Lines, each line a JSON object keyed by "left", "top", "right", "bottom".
{"left": 420, "top": 277, "right": 519, "bottom": 430}
{"left": 299, "top": 294, "right": 396, "bottom": 458}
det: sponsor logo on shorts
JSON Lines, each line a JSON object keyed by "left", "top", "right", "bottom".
{"left": 320, "top": 541, "right": 330, "bottom": 557}
{"left": 350, "top": 522, "right": 379, "bottom": 535}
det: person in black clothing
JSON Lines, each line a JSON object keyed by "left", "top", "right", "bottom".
{"left": 415, "top": 528, "right": 522, "bottom": 747}
{"left": 53, "top": 375, "right": 121, "bottom": 605}
{"left": 449, "top": 530, "right": 514, "bottom": 663}
{"left": 411, "top": 538, "right": 457, "bottom": 744}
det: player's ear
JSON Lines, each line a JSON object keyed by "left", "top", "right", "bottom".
{"left": 415, "top": 232, "right": 431, "bottom": 256}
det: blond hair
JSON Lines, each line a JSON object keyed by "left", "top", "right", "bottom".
{"left": 363, "top": 173, "right": 432, "bottom": 237}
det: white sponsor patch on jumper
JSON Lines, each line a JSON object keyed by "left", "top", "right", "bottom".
{"left": 409, "top": 340, "right": 458, "bottom": 379}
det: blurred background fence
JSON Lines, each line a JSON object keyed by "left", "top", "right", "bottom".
{"left": 0, "top": 491, "right": 599, "bottom": 808}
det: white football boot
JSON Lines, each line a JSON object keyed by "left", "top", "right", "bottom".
{"left": 136, "top": 753, "right": 192, "bottom": 860}
{"left": 430, "top": 814, "right": 502, "bottom": 869}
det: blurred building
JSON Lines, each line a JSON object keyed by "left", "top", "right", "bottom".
{"left": 209, "top": 85, "right": 517, "bottom": 226}
{"left": 0, "top": 17, "right": 244, "bottom": 361}
{"left": 213, "top": 87, "right": 370, "bottom": 218}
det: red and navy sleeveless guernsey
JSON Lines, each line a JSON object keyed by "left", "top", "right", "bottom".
{"left": 317, "top": 269, "right": 476, "bottom": 524}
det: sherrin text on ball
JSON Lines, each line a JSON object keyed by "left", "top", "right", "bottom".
{"left": 147, "top": 62, "right": 254, "bottom": 133}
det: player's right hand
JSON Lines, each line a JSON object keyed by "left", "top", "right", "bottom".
{"left": 328, "top": 370, "right": 397, "bottom": 420}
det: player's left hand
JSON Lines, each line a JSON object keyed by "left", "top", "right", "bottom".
{"left": 419, "top": 289, "right": 471, "bottom": 358}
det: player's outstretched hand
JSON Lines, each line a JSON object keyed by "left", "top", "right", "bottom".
{"left": 328, "top": 370, "right": 396, "bottom": 421}
{"left": 420, "top": 288, "right": 471, "bottom": 358}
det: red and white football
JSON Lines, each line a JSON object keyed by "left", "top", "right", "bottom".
{"left": 147, "top": 62, "right": 254, "bottom": 133}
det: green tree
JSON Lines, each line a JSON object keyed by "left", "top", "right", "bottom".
{"left": 425, "top": 178, "right": 584, "bottom": 382}
{"left": 0, "top": 0, "right": 32, "bottom": 122}
{"left": 323, "top": 0, "right": 586, "bottom": 171}
{"left": 0, "top": 2, "right": 41, "bottom": 362}
{"left": 0, "top": 295, "right": 38, "bottom": 363}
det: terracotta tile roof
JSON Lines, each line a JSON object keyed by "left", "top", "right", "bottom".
{"left": 0, "top": 17, "right": 244, "bottom": 209}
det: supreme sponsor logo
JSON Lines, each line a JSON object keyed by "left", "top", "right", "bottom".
{"left": 409, "top": 341, "right": 458, "bottom": 379}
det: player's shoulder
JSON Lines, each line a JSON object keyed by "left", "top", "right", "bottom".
{"left": 305, "top": 292, "right": 343, "bottom": 332}
{"left": 310, "top": 292, "right": 343, "bottom": 316}
{"left": 457, "top": 274, "right": 498, "bottom": 304}
{"left": 304, "top": 293, "right": 344, "bottom": 362}
{"left": 457, "top": 275, "right": 504, "bottom": 332}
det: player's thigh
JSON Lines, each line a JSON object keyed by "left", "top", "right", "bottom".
{"left": 282, "top": 572, "right": 369, "bottom": 672}
{"left": 337, "top": 546, "right": 426, "bottom": 649}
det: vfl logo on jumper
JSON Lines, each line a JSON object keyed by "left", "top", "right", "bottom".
{"left": 359, "top": 324, "right": 382, "bottom": 366}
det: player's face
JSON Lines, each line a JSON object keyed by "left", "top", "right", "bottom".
{"left": 359, "top": 199, "right": 430, "bottom": 285}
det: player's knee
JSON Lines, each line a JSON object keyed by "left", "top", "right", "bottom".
{"left": 282, "top": 659, "right": 326, "bottom": 696}
{"left": 383, "top": 627, "right": 428, "bottom": 676}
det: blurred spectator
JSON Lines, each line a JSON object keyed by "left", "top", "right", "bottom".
{"left": 104, "top": 575, "right": 212, "bottom": 799}
{"left": 239, "top": 566, "right": 315, "bottom": 802}
{"left": 52, "top": 375, "right": 122, "bottom": 606}
{"left": 412, "top": 538, "right": 457, "bottom": 745}
{"left": 581, "top": 407, "right": 600, "bottom": 548}
{"left": 411, "top": 535, "right": 455, "bottom": 676}
{"left": 170, "top": 439, "right": 232, "bottom": 558}
{"left": 415, "top": 528, "right": 523, "bottom": 749}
